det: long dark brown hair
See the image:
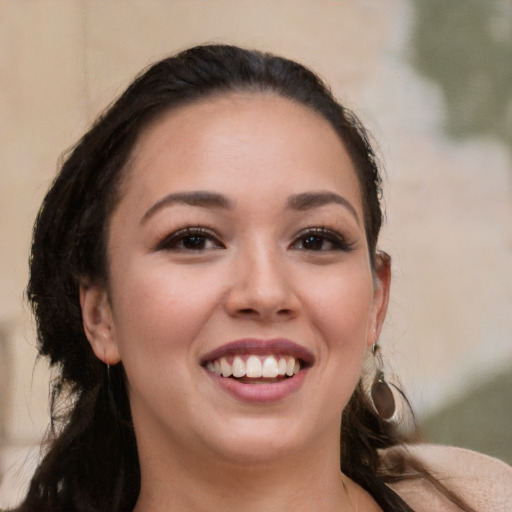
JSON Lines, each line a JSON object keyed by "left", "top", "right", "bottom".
{"left": 18, "top": 44, "right": 474, "bottom": 512}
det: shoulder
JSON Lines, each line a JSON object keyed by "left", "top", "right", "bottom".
{"left": 383, "top": 444, "right": 512, "bottom": 512}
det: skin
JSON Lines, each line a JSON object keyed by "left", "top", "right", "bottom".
{"left": 81, "top": 92, "right": 390, "bottom": 511}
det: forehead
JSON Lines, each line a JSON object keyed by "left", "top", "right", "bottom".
{"left": 120, "top": 92, "right": 363, "bottom": 211}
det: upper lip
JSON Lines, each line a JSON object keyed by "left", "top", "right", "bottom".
{"left": 200, "top": 338, "right": 315, "bottom": 366}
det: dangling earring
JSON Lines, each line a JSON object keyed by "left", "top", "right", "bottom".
{"left": 370, "top": 343, "right": 396, "bottom": 420}
{"left": 105, "top": 361, "right": 119, "bottom": 416}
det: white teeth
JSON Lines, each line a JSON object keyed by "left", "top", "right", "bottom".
{"left": 206, "top": 355, "right": 303, "bottom": 379}
{"left": 220, "top": 357, "right": 232, "bottom": 377}
{"left": 262, "top": 356, "right": 279, "bottom": 378}
{"left": 246, "top": 355, "right": 263, "bottom": 377}
{"left": 285, "top": 357, "right": 295, "bottom": 377}
{"left": 232, "top": 356, "right": 246, "bottom": 378}
{"left": 278, "top": 358, "right": 287, "bottom": 376}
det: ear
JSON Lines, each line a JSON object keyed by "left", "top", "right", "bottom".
{"left": 80, "top": 281, "right": 121, "bottom": 365}
{"left": 367, "top": 251, "right": 391, "bottom": 347}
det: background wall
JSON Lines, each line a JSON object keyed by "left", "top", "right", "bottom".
{"left": 1, "top": 0, "right": 511, "bottom": 506}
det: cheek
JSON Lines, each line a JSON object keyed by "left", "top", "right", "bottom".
{"left": 302, "top": 268, "right": 374, "bottom": 396}
{"left": 305, "top": 269, "right": 374, "bottom": 342}
{"left": 108, "top": 261, "right": 225, "bottom": 368}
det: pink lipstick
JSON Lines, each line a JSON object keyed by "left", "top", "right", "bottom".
{"left": 201, "top": 338, "right": 314, "bottom": 403}
{"left": 200, "top": 338, "right": 315, "bottom": 366}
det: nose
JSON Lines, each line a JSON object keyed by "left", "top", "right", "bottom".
{"left": 224, "top": 242, "right": 300, "bottom": 322}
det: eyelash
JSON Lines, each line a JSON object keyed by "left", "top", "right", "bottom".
{"left": 290, "top": 227, "right": 354, "bottom": 252}
{"left": 155, "top": 225, "right": 352, "bottom": 253}
{"left": 155, "top": 226, "right": 225, "bottom": 252}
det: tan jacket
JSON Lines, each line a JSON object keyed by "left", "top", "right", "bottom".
{"left": 387, "top": 444, "right": 512, "bottom": 511}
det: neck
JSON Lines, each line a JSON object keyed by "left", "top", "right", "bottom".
{"left": 132, "top": 431, "right": 361, "bottom": 512}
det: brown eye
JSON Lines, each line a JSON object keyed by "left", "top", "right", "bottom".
{"left": 156, "top": 227, "right": 225, "bottom": 251}
{"left": 180, "top": 235, "right": 209, "bottom": 250}
{"left": 290, "top": 228, "right": 352, "bottom": 252}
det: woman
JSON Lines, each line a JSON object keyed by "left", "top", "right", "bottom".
{"left": 13, "top": 44, "right": 511, "bottom": 512}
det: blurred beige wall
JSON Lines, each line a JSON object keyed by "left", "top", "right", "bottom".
{"left": 1, "top": 0, "right": 511, "bottom": 506}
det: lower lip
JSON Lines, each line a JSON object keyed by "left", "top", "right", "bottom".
{"left": 204, "top": 368, "right": 309, "bottom": 403}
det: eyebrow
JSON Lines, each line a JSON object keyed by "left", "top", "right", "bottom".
{"left": 141, "top": 190, "right": 360, "bottom": 225}
{"left": 140, "top": 191, "right": 233, "bottom": 224}
{"left": 287, "top": 191, "right": 360, "bottom": 224}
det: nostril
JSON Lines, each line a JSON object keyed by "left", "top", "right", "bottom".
{"left": 239, "top": 308, "right": 257, "bottom": 315}
{"left": 235, "top": 307, "right": 295, "bottom": 318}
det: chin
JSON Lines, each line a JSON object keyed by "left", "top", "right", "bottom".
{"left": 199, "top": 414, "right": 321, "bottom": 465}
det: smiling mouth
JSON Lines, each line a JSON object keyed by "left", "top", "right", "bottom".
{"left": 201, "top": 339, "right": 314, "bottom": 386}
{"left": 205, "top": 354, "right": 304, "bottom": 383}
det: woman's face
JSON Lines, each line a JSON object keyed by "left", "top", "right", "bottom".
{"left": 82, "top": 92, "right": 390, "bottom": 466}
